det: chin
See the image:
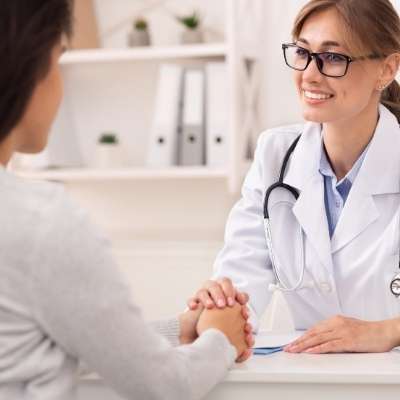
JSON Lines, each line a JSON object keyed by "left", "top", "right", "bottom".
{"left": 18, "top": 140, "right": 48, "bottom": 154}
{"left": 301, "top": 108, "right": 336, "bottom": 124}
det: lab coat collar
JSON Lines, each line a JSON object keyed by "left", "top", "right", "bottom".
{"left": 331, "top": 104, "right": 400, "bottom": 253}
{"left": 283, "top": 122, "right": 333, "bottom": 272}
{"left": 352, "top": 104, "right": 400, "bottom": 196}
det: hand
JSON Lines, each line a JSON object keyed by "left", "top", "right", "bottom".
{"left": 197, "top": 303, "right": 253, "bottom": 362}
{"left": 178, "top": 306, "right": 204, "bottom": 344}
{"left": 187, "top": 278, "right": 249, "bottom": 310}
{"left": 284, "top": 315, "right": 400, "bottom": 354}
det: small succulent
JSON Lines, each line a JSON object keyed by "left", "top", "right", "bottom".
{"left": 176, "top": 12, "right": 200, "bottom": 30}
{"left": 134, "top": 17, "right": 148, "bottom": 31}
{"left": 98, "top": 132, "right": 118, "bottom": 144}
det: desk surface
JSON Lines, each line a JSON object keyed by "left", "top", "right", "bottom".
{"left": 226, "top": 350, "right": 400, "bottom": 384}
{"left": 79, "top": 351, "right": 400, "bottom": 400}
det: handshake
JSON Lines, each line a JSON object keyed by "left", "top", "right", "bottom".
{"left": 179, "top": 278, "right": 254, "bottom": 363}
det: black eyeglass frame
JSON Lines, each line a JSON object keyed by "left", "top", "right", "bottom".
{"left": 282, "top": 43, "right": 383, "bottom": 78}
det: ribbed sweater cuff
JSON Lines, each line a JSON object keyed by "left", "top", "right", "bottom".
{"left": 150, "top": 317, "right": 181, "bottom": 347}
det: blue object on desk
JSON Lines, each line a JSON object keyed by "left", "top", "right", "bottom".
{"left": 253, "top": 346, "right": 284, "bottom": 355}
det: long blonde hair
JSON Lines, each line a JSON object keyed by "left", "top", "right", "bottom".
{"left": 292, "top": 0, "right": 400, "bottom": 121}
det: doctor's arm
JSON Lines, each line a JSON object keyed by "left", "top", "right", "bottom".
{"left": 188, "top": 133, "right": 276, "bottom": 332}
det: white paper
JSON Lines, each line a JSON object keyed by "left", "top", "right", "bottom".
{"left": 254, "top": 330, "right": 305, "bottom": 349}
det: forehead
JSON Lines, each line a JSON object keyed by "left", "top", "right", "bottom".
{"left": 298, "top": 8, "right": 349, "bottom": 51}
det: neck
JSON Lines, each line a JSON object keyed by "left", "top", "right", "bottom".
{"left": 0, "top": 131, "right": 18, "bottom": 167}
{"left": 322, "top": 103, "right": 379, "bottom": 181}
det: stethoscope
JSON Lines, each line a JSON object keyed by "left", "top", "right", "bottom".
{"left": 263, "top": 134, "right": 400, "bottom": 297}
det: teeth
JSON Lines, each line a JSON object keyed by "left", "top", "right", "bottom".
{"left": 304, "top": 90, "right": 332, "bottom": 100}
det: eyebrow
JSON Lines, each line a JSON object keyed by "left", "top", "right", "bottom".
{"left": 297, "top": 37, "right": 341, "bottom": 48}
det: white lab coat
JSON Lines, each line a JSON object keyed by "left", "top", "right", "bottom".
{"left": 213, "top": 104, "right": 400, "bottom": 330}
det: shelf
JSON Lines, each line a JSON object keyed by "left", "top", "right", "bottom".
{"left": 61, "top": 43, "right": 228, "bottom": 65}
{"left": 15, "top": 167, "right": 230, "bottom": 182}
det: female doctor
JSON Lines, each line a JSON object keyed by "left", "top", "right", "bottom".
{"left": 189, "top": 0, "right": 400, "bottom": 354}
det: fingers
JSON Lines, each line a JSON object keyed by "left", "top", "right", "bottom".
{"left": 284, "top": 331, "right": 336, "bottom": 353}
{"left": 218, "top": 278, "right": 237, "bottom": 306}
{"left": 244, "top": 322, "right": 252, "bottom": 333}
{"left": 241, "top": 306, "right": 250, "bottom": 320}
{"left": 236, "top": 348, "right": 253, "bottom": 363}
{"left": 188, "top": 279, "right": 250, "bottom": 312}
{"left": 197, "top": 288, "right": 217, "bottom": 309}
{"left": 208, "top": 281, "right": 230, "bottom": 308}
{"left": 303, "top": 339, "right": 343, "bottom": 354}
{"left": 187, "top": 297, "right": 199, "bottom": 310}
{"left": 236, "top": 291, "right": 249, "bottom": 305}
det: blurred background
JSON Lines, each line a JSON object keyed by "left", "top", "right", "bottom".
{"left": 10, "top": 0, "right": 400, "bottom": 327}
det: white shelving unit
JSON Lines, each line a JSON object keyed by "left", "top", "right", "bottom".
{"left": 60, "top": 43, "right": 228, "bottom": 64}
{"left": 14, "top": 0, "right": 260, "bottom": 193}
{"left": 17, "top": 166, "right": 229, "bottom": 182}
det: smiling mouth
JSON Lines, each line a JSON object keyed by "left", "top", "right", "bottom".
{"left": 303, "top": 90, "right": 334, "bottom": 100}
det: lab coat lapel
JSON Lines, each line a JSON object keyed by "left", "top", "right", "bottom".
{"left": 331, "top": 105, "right": 400, "bottom": 253}
{"left": 284, "top": 123, "right": 333, "bottom": 272}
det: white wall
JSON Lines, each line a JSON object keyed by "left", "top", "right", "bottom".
{"left": 258, "top": 0, "right": 307, "bottom": 131}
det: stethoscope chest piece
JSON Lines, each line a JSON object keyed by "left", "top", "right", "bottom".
{"left": 390, "top": 273, "right": 400, "bottom": 297}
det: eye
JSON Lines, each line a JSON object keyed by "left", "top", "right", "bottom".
{"left": 322, "top": 52, "right": 347, "bottom": 63}
{"left": 295, "top": 47, "right": 309, "bottom": 58}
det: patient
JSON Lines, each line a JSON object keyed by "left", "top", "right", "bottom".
{"left": 0, "top": 1, "right": 253, "bottom": 399}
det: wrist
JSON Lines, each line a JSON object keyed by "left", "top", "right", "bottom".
{"left": 383, "top": 318, "right": 400, "bottom": 348}
{"left": 178, "top": 312, "right": 198, "bottom": 344}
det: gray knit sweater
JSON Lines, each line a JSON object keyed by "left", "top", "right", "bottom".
{"left": 0, "top": 167, "right": 236, "bottom": 400}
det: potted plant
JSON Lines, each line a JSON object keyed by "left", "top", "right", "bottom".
{"left": 176, "top": 11, "right": 203, "bottom": 44}
{"left": 128, "top": 17, "right": 151, "bottom": 47}
{"left": 95, "top": 132, "right": 124, "bottom": 168}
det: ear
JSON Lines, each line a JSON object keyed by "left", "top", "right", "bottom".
{"left": 377, "top": 53, "right": 400, "bottom": 89}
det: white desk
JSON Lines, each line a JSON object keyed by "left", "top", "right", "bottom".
{"left": 78, "top": 351, "right": 400, "bottom": 400}
{"left": 206, "top": 350, "right": 400, "bottom": 400}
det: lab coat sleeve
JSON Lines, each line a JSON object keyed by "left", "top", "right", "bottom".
{"left": 213, "top": 132, "right": 276, "bottom": 331}
{"left": 28, "top": 189, "right": 237, "bottom": 400}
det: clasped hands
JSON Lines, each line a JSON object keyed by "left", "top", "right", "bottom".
{"left": 179, "top": 278, "right": 254, "bottom": 362}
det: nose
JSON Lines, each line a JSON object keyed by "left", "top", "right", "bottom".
{"left": 301, "top": 56, "right": 323, "bottom": 83}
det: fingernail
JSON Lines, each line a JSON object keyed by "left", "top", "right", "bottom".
{"left": 227, "top": 297, "right": 234, "bottom": 306}
{"left": 217, "top": 299, "right": 225, "bottom": 308}
{"left": 206, "top": 300, "right": 214, "bottom": 308}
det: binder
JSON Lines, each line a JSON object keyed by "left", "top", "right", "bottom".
{"left": 206, "top": 62, "right": 229, "bottom": 167}
{"left": 147, "top": 64, "right": 183, "bottom": 167}
{"left": 178, "top": 67, "right": 205, "bottom": 166}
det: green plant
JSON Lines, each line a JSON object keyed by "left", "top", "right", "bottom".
{"left": 98, "top": 132, "right": 118, "bottom": 145}
{"left": 134, "top": 17, "right": 148, "bottom": 31}
{"left": 176, "top": 11, "right": 200, "bottom": 30}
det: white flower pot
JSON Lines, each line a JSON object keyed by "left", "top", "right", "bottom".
{"left": 127, "top": 30, "right": 151, "bottom": 47}
{"left": 94, "top": 144, "right": 124, "bottom": 168}
{"left": 181, "top": 29, "right": 203, "bottom": 44}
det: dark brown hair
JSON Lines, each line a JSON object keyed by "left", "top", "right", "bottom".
{"left": 0, "top": 0, "right": 73, "bottom": 141}
{"left": 292, "top": 0, "right": 400, "bottom": 121}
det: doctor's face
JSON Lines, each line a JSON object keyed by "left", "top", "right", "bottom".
{"left": 293, "top": 8, "right": 382, "bottom": 125}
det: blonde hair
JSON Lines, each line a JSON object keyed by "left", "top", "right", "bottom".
{"left": 292, "top": 0, "right": 400, "bottom": 121}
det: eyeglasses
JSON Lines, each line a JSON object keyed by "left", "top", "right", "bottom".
{"left": 282, "top": 43, "right": 383, "bottom": 78}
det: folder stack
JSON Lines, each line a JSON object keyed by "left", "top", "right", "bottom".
{"left": 146, "top": 62, "right": 229, "bottom": 168}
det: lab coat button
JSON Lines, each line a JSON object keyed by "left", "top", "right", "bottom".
{"left": 319, "top": 282, "right": 332, "bottom": 293}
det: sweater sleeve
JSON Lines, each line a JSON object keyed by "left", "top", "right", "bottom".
{"left": 29, "top": 190, "right": 236, "bottom": 400}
